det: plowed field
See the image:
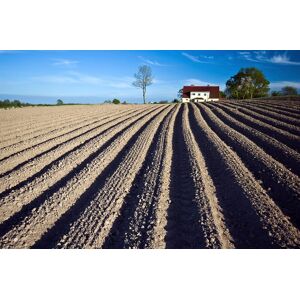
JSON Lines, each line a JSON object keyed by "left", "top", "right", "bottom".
{"left": 1, "top": 100, "right": 299, "bottom": 248}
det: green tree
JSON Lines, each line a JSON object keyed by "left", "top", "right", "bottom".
{"left": 112, "top": 98, "right": 120, "bottom": 104}
{"left": 271, "top": 91, "right": 281, "bottom": 96}
{"left": 220, "top": 91, "right": 226, "bottom": 99}
{"left": 57, "top": 99, "right": 64, "bottom": 105}
{"left": 281, "top": 86, "right": 298, "bottom": 96}
{"left": 173, "top": 99, "right": 179, "bottom": 103}
{"left": 13, "top": 100, "right": 22, "bottom": 107}
{"left": 132, "top": 65, "right": 153, "bottom": 104}
{"left": 225, "top": 67, "right": 270, "bottom": 99}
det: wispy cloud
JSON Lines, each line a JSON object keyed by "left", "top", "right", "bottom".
{"left": 182, "top": 52, "right": 213, "bottom": 63}
{"left": 270, "top": 81, "right": 300, "bottom": 89}
{"left": 32, "top": 72, "right": 136, "bottom": 89}
{"left": 138, "top": 56, "right": 166, "bottom": 66}
{"left": 183, "top": 78, "right": 225, "bottom": 89}
{"left": 238, "top": 51, "right": 300, "bottom": 65}
{"left": 108, "top": 76, "right": 135, "bottom": 89}
{"left": 52, "top": 58, "right": 79, "bottom": 66}
{"left": 238, "top": 51, "right": 261, "bottom": 62}
{"left": 33, "top": 71, "right": 103, "bottom": 85}
{"left": 184, "top": 78, "right": 213, "bottom": 86}
{"left": 269, "top": 53, "right": 300, "bottom": 65}
{"left": 33, "top": 75, "right": 78, "bottom": 84}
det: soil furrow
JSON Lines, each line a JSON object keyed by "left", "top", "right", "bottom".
{"left": 213, "top": 102, "right": 300, "bottom": 151}
{"left": 0, "top": 106, "right": 160, "bottom": 225}
{"left": 0, "top": 108, "right": 145, "bottom": 193}
{"left": 0, "top": 113, "right": 83, "bottom": 143}
{"left": 225, "top": 102, "right": 300, "bottom": 127}
{"left": 251, "top": 101, "right": 300, "bottom": 113}
{"left": 199, "top": 104, "right": 300, "bottom": 229}
{"left": 190, "top": 104, "right": 300, "bottom": 248}
{"left": 165, "top": 104, "right": 233, "bottom": 249}
{"left": 47, "top": 106, "right": 173, "bottom": 249}
{"left": 222, "top": 102, "right": 300, "bottom": 135}
{"left": 0, "top": 109, "right": 123, "bottom": 150}
{"left": 0, "top": 107, "right": 98, "bottom": 141}
{"left": 148, "top": 105, "right": 179, "bottom": 249}
{"left": 0, "top": 108, "right": 144, "bottom": 174}
{"left": 205, "top": 103, "right": 300, "bottom": 177}
{"left": 0, "top": 105, "right": 168, "bottom": 248}
{"left": 241, "top": 102, "right": 300, "bottom": 119}
{"left": 102, "top": 105, "right": 178, "bottom": 249}
{"left": 1, "top": 102, "right": 299, "bottom": 249}
{"left": 0, "top": 105, "right": 141, "bottom": 144}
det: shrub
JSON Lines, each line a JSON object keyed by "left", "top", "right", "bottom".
{"left": 112, "top": 99, "right": 121, "bottom": 104}
{"left": 281, "top": 86, "right": 298, "bottom": 96}
{"left": 271, "top": 91, "right": 281, "bottom": 96}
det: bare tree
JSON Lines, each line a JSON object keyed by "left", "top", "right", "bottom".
{"left": 132, "top": 65, "right": 153, "bottom": 104}
{"left": 177, "top": 88, "right": 183, "bottom": 100}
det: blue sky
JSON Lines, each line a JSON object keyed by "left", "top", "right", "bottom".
{"left": 0, "top": 50, "right": 300, "bottom": 103}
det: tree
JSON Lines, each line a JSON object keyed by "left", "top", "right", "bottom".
{"left": 225, "top": 68, "right": 270, "bottom": 99}
{"left": 281, "top": 86, "right": 298, "bottom": 96}
{"left": 173, "top": 99, "right": 179, "bottom": 103}
{"left": 219, "top": 91, "right": 226, "bottom": 99}
{"left": 132, "top": 65, "right": 153, "bottom": 104}
{"left": 12, "top": 100, "right": 22, "bottom": 107}
{"left": 177, "top": 89, "right": 183, "bottom": 99}
{"left": 104, "top": 100, "right": 112, "bottom": 104}
{"left": 112, "top": 98, "right": 120, "bottom": 104}
{"left": 271, "top": 91, "right": 281, "bottom": 96}
{"left": 57, "top": 99, "right": 64, "bottom": 105}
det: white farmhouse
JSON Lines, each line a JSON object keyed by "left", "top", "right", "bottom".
{"left": 181, "top": 85, "right": 220, "bottom": 103}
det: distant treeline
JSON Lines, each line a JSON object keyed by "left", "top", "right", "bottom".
{"left": 0, "top": 99, "right": 92, "bottom": 109}
{"left": 0, "top": 99, "right": 32, "bottom": 108}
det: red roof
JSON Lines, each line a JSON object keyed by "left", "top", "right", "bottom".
{"left": 182, "top": 85, "right": 220, "bottom": 98}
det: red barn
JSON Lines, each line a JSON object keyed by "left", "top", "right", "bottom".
{"left": 181, "top": 85, "right": 220, "bottom": 102}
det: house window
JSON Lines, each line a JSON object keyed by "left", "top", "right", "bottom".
{"left": 192, "top": 93, "right": 195, "bottom": 95}
{"left": 204, "top": 93, "right": 206, "bottom": 96}
{"left": 198, "top": 93, "right": 201, "bottom": 96}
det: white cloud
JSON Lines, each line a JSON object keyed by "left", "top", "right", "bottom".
{"left": 238, "top": 51, "right": 260, "bottom": 62}
{"left": 269, "top": 53, "right": 300, "bottom": 65}
{"left": 184, "top": 78, "right": 213, "bottom": 86}
{"left": 270, "top": 81, "right": 300, "bottom": 89}
{"left": 52, "top": 58, "right": 79, "bottom": 66}
{"left": 183, "top": 78, "right": 225, "bottom": 90}
{"left": 237, "top": 51, "right": 300, "bottom": 65}
{"left": 152, "top": 78, "right": 162, "bottom": 84}
{"left": 182, "top": 52, "right": 213, "bottom": 63}
{"left": 138, "top": 56, "right": 166, "bottom": 66}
